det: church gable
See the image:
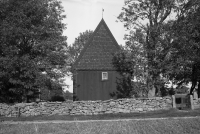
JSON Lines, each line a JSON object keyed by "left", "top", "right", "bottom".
{"left": 74, "top": 19, "right": 120, "bottom": 70}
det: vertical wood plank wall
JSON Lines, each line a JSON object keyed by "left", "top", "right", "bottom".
{"left": 75, "top": 70, "right": 118, "bottom": 101}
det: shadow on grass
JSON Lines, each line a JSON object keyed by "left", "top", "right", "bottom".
{"left": 1, "top": 108, "right": 200, "bottom": 122}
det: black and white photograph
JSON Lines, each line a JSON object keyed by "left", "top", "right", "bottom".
{"left": 0, "top": 0, "right": 200, "bottom": 133}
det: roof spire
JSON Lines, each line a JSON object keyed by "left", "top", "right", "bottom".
{"left": 102, "top": 8, "right": 104, "bottom": 18}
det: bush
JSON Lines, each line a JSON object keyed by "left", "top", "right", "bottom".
{"left": 50, "top": 95, "right": 65, "bottom": 102}
{"left": 168, "top": 88, "right": 175, "bottom": 95}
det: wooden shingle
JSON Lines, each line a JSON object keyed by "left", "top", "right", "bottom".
{"left": 73, "top": 19, "right": 120, "bottom": 70}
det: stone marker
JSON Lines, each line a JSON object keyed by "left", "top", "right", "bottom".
{"left": 193, "top": 90, "right": 198, "bottom": 99}
{"left": 148, "top": 87, "right": 155, "bottom": 98}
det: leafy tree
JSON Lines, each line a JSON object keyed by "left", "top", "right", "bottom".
{"left": 39, "top": 77, "right": 64, "bottom": 101}
{"left": 50, "top": 95, "right": 65, "bottom": 102}
{"left": 117, "top": 0, "right": 188, "bottom": 96}
{"left": 159, "top": 0, "right": 198, "bottom": 84}
{"left": 63, "top": 90, "right": 73, "bottom": 100}
{"left": 111, "top": 50, "right": 137, "bottom": 98}
{"left": 0, "top": 0, "right": 68, "bottom": 103}
{"left": 111, "top": 45, "right": 148, "bottom": 98}
{"left": 169, "top": 1, "right": 200, "bottom": 97}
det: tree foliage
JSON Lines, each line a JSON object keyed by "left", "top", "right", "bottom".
{"left": 170, "top": 1, "right": 200, "bottom": 96}
{"left": 39, "top": 78, "right": 64, "bottom": 101}
{"left": 63, "top": 90, "right": 73, "bottom": 100}
{"left": 115, "top": 0, "right": 199, "bottom": 97}
{"left": 0, "top": 0, "right": 68, "bottom": 103}
{"left": 160, "top": 1, "right": 200, "bottom": 85}
{"left": 111, "top": 51, "right": 137, "bottom": 98}
{"left": 117, "top": 0, "right": 178, "bottom": 96}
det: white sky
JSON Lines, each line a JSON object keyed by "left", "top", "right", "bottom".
{"left": 61, "top": 0, "right": 126, "bottom": 46}
{"left": 61, "top": 0, "right": 126, "bottom": 92}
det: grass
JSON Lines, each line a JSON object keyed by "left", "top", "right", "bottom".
{"left": 0, "top": 108, "right": 200, "bottom": 122}
{"left": 0, "top": 117, "right": 200, "bottom": 134}
{"left": 1, "top": 109, "right": 200, "bottom": 134}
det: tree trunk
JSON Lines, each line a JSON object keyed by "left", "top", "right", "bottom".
{"left": 146, "top": 29, "right": 158, "bottom": 97}
{"left": 198, "top": 81, "right": 200, "bottom": 98}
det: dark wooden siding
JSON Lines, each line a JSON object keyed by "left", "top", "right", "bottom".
{"left": 75, "top": 70, "right": 118, "bottom": 101}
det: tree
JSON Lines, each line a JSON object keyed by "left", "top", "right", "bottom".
{"left": 68, "top": 30, "right": 93, "bottom": 67}
{"left": 63, "top": 90, "right": 73, "bottom": 100}
{"left": 111, "top": 39, "right": 149, "bottom": 98}
{"left": 111, "top": 50, "right": 137, "bottom": 98}
{"left": 117, "top": 0, "right": 185, "bottom": 96}
{"left": 39, "top": 77, "right": 64, "bottom": 101}
{"left": 0, "top": 0, "right": 68, "bottom": 103}
{"left": 169, "top": 1, "right": 200, "bottom": 97}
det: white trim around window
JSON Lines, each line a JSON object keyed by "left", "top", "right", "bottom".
{"left": 102, "top": 72, "right": 108, "bottom": 80}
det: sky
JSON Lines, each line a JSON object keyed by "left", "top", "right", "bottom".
{"left": 61, "top": 0, "right": 126, "bottom": 92}
{"left": 61, "top": 0, "right": 126, "bottom": 46}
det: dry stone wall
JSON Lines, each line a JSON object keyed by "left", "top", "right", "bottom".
{"left": 0, "top": 97, "right": 173, "bottom": 117}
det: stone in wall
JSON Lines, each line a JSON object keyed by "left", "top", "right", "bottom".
{"left": 0, "top": 97, "right": 175, "bottom": 117}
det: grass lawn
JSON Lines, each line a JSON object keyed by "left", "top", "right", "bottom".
{"left": 0, "top": 117, "right": 200, "bottom": 134}
{"left": 0, "top": 108, "right": 200, "bottom": 134}
{"left": 0, "top": 108, "right": 200, "bottom": 122}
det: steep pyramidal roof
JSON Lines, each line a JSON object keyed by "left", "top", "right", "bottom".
{"left": 74, "top": 18, "right": 120, "bottom": 70}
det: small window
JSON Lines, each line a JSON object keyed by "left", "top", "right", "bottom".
{"left": 102, "top": 72, "right": 108, "bottom": 80}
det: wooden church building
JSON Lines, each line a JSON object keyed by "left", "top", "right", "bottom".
{"left": 73, "top": 19, "right": 120, "bottom": 101}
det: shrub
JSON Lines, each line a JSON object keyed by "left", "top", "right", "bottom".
{"left": 50, "top": 95, "right": 65, "bottom": 102}
{"left": 168, "top": 88, "right": 175, "bottom": 95}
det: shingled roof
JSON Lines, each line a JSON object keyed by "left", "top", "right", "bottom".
{"left": 73, "top": 18, "right": 120, "bottom": 70}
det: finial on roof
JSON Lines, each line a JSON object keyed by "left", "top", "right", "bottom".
{"left": 102, "top": 8, "right": 104, "bottom": 18}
